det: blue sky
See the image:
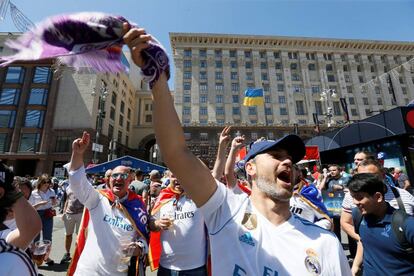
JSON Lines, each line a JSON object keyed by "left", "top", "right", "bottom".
{"left": 0, "top": 0, "right": 413, "bottom": 85}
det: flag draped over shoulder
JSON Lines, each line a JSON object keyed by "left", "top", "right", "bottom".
{"left": 243, "top": 88, "right": 264, "bottom": 106}
{"left": 299, "top": 185, "right": 331, "bottom": 219}
{"left": 148, "top": 186, "right": 182, "bottom": 271}
{"left": 67, "top": 189, "right": 149, "bottom": 276}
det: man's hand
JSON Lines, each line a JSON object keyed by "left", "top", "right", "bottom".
{"left": 218, "top": 126, "right": 231, "bottom": 147}
{"left": 72, "top": 131, "right": 90, "bottom": 155}
{"left": 231, "top": 135, "right": 245, "bottom": 151}
{"left": 123, "top": 23, "right": 152, "bottom": 68}
{"left": 155, "top": 218, "right": 173, "bottom": 231}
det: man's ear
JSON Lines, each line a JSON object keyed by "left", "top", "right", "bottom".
{"left": 245, "top": 161, "right": 256, "bottom": 178}
{"left": 374, "top": 191, "right": 384, "bottom": 203}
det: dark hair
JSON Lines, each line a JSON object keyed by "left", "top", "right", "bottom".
{"left": 328, "top": 164, "right": 340, "bottom": 170}
{"left": 135, "top": 169, "right": 143, "bottom": 177}
{"left": 355, "top": 151, "right": 376, "bottom": 161}
{"left": 348, "top": 173, "right": 387, "bottom": 196}
{"left": 17, "top": 177, "right": 33, "bottom": 198}
{"left": 0, "top": 163, "right": 16, "bottom": 223}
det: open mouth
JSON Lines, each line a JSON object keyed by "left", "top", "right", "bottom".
{"left": 277, "top": 170, "right": 291, "bottom": 183}
{"left": 113, "top": 183, "right": 124, "bottom": 189}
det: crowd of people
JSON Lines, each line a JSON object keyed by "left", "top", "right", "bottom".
{"left": 0, "top": 24, "right": 413, "bottom": 276}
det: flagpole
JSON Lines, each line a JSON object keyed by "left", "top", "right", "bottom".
{"left": 262, "top": 82, "right": 268, "bottom": 127}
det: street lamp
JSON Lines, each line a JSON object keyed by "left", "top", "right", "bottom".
{"left": 319, "top": 89, "right": 337, "bottom": 127}
{"left": 92, "top": 81, "right": 108, "bottom": 164}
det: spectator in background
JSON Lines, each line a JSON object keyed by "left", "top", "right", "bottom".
{"left": 96, "top": 169, "right": 112, "bottom": 190}
{"left": 394, "top": 167, "right": 411, "bottom": 192}
{"left": 29, "top": 174, "right": 57, "bottom": 266}
{"left": 161, "top": 170, "right": 171, "bottom": 189}
{"left": 129, "top": 169, "right": 148, "bottom": 197}
{"left": 147, "top": 170, "right": 162, "bottom": 212}
{"left": 319, "top": 164, "right": 350, "bottom": 192}
{"left": 0, "top": 163, "right": 40, "bottom": 275}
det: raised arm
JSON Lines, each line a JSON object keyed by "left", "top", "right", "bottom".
{"left": 124, "top": 26, "right": 217, "bottom": 207}
{"left": 211, "top": 126, "right": 231, "bottom": 181}
{"left": 224, "top": 135, "right": 245, "bottom": 189}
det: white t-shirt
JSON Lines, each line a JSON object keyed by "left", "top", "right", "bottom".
{"left": 0, "top": 239, "right": 37, "bottom": 276}
{"left": 29, "top": 189, "right": 56, "bottom": 210}
{"left": 342, "top": 186, "right": 414, "bottom": 215}
{"left": 66, "top": 165, "right": 148, "bottom": 276}
{"left": 200, "top": 183, "right": 351, "bottom": 276}
{"left": 154, "top": 195, "right": 206, "bottom": 270}
{"left": 290, "top": 195, "right": 332, "bottom": 230}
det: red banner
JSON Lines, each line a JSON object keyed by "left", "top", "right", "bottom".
{"left": 304, "top": 146, "right": 319, "bottom": 160}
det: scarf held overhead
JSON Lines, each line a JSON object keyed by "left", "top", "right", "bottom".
{"left": 67, "top": 189, "right": 149, "bottom": 276}
{"left": 0, "top": 12, "right": 169, "bottom": 88}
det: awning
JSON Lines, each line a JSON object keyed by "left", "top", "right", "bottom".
{"left": 85, "top": 155, "right": 166, "bottom": 174}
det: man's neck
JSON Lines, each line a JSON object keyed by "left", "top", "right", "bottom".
{"left": 250, "top": 187, "right": 291, "bottom": 226}
{"left": 370, "top": 202, "right": 388, "bottom": 220}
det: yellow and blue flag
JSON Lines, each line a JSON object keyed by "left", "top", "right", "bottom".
{"left": 243, "top": 88, "right": 264, "bottom": 106}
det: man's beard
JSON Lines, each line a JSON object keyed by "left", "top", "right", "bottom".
{"left": 256, "top": 175, "right": 292, "bottom": 202}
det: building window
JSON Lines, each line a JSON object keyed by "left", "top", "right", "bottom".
{"left": 145, "top": 114, "right": 152, "bottom": 123}
{"left": 347, "top": 86, "right": 353, "bottom": 94}
{"left": 306, "top": 53, "right": 316, "bottom": 60}
{"left": 265, "top": 108, "right": 272, "bottom": 115}
{"left": 260, "top": 51, "right": 266, "bottom": 58}
{"left": 291, "top": 73, "right": 300, "bottom": 81}
{"left": 232, "top": 95, "right": 239, "bottom": 103}
{"left": 265, "top": 95, "right": 271, "bottom": 103}
{"left": 199, "top": 49, "right": 206, "bottom": 57}
{"left": 275, "top": 62, "right": 282, "bottom": 70}
{"left": 183, "top": 71, "right": 192, "bottom": 79}
{"left": 0, "top": 110, "right": 16, "bottom": 128}
{"left": 261, "top": 73, "right": 268, "bottom": 81}
{"left": 110, "top": 107, "right": 116, "bottom": 120}
{"left": 127, "top": 108, "right": 131, "bottom": 120}
{"left": 276, "top": 73, "right": 283, "bottom": 81}
{"left": 33, "top": 67, "right": 52, "bottom": 84}
{"left": 280, "top": 107, "right": 288, "bottom": 115}
{"left": 183, "top": 107, "right": 191, "bottom": 115}
{"left": 246, "top": 72, "right": 253, "bottom": 81}
{"left": 245, "top": 62, "right": 252, "bottom": 69}
{"left": 215, "top": 72, "right": 223, "bottom": 80}
{"left": 371, "top": 66, "right": 375, "bottom": 73}
{"left": 349, "top": 97, "right": 355, "bottom": 105}
{"left": 0, "top": 88, "right": 20, "bottom": 105}
{"left": 290, "top": 63, "right": 298, "bottom": 70}
{"left": 5, "top": 66, "right": 25, "bottom": 84}
{"left": 19, "top": 133, "right": 40, "bottom": 152}
{"left": 111, "top": 92, "right": 117, "bottom": 105}
{"left": 118, "top": 131, "right": 122, "bottom": 144}
{"left": 261, "top": 62, "right": 267, "bottom": 69}
{"left": 199, "top": 72, "right": 207, "bottom": 80}
{"left": 183, "top": 82, "right": 191, "bottom": 90}
{"left": 298, "top": 119, "right": 307, "bottom": 125}
{"left": 184, "top": 60, "right": 192, "bottom": 68}
{"left": 120, "top": 101, "right": 125, "bottom": 114}
{"left": 216, "top": 61, "right": 223, "bottom": 68}
{"left": 200, "top": 133, "right": 209, "bottom": 142}
{"left": 200, "top": 107, "right": 207, "bottom": 115}
{"left": 288, "top": 52, "right": 298, "bottom": 59}
{"left": 215, "top": 50, "right": 222, "bottom": 58}
{"left": 200, "top": 83, "right": 207, "bottom": 91}
{"left": 323, "top": 53, "right": 332, "bottom": 61}
{"left": 231, "top": 61, "right": 237, "bottom": 69}
{"left": 24, "top": 110, "right": 44, "bottom": 128}
{"left": 230, "top": 50, "right": 237, "bottom": 57}
{"left": 108, "top": 124, "right": 114, "bottom": 139}
{"left": 296, "top": 101, "right": 305, "bottom": 115}
{"left": 200, "top": 95, "right": 207, "bottom": 103}
{"left": 274, "top": 52, "right": 280, "bottom": 59}
{"left": 231, "top": 83, "right": 239, "bottom": 92}
{"left": 402, "top": 87, "right": 407, "bottom": 95}
{"left": 119, "top": 114, "right": 124, "bottom": 126}
{"left": 184, "top": 49, "right": 191, "bottom": 57}
{"left": 351, "top": 109, "right": 358, "bottom": 116}
{"left": 248, "top": 107, "right": 257, "bottom": 115}
{"left": 377, "top": 98, "right": 383, "bottom": 105}
{"left": 292, "top": 85, "right": 301, "bottom": 93}
{"left": 244, "top": 51, "right": 251, "bottom": 58}
{"left": 315, "top": 101, "right": 323, "bottom": 115}
{"left": 232, "top": 107, "right": 240, "bottom": 115}
{"left": 343, "top": 65, "right": 348, "bottom": 72}
{"left": 357, "top": 65, "right": 362, "bottom": 72}
{"left": 200, "top": 60, "right": 207, "bottom": 68}
{"left": 183, "top": 95, "right": 191, "bottom": 103}
{"left": 344, "top": 75, "right": 351, "bottom": 83}
{"left": 199, "top": 119, "right": 207, "bottom": 125}
{"left": 278, "top": 96, "right": 286, "bottom": 104}
{"left": 231, "top": 72, "right": 238, "bottom": 80}
{"left": 215, "top": 84, "right": 224, "bottom": 91}
{"left": 327, "top": 75, "right": 335, "bottom": 82}
{"left": 362, "top": 97, "right": 369, "bottom": 105}
{"left": 216, "top": 107, "right": 224, "bottom": 115}
{"left": 28, "top": 88, "right": 48, "bottom": 105}
{"left": 127, "top": 121, "right": 130, "bottom": 131}
{"left": 308, "top": 64, "right": 316, "bottom": 71}
{"left": 0, "top": 133, "right": 9, "bottom": 152}
{"left": 359, "top": 76, "right": 364, "bottom": 83}
{"left": 277, "top": 84, "right": 284, "bottom": 92}
{"left": 326, "top": 64, "right": 333, "bottom": 71}
{"left": 311, "top": 85, "right": 320, "bottom": 93}
{"left": 216, "top": 95, "right": 223, "bottom": 103}
{"left": 55, "top": 136, "right": 71, "bottom": 152}
{"left": 333, "top": 102, "right": 341, "bottom": 116}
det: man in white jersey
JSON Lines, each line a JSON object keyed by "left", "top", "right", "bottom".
{"left": 65, "top": 132, "right": 149, "bottom": 276}
{"left": 148, "top": 173, "right": 207, "bottom": 275}
{"left": 123, "top": 25, "right": 351, "bottom": 276}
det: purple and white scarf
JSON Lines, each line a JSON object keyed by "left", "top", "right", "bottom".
{"left": 0, "top": 12, "right": 169, "bottom": 88}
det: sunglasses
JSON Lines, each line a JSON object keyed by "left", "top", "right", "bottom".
{"left": 111, "top": 173, "right": 129, "bottom": 180}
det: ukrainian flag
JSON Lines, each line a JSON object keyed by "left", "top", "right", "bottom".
{"left": 243, "top": 88, "right": 264, "bottom": 106}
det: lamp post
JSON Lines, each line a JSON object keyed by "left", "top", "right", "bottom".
{"left": 319, "top": 89, "right": 337, "bottom": 127}
{"left": 91, "top": 81, "right": 108, "bottom": 164}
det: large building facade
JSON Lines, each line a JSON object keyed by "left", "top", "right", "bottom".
{"left": 170, "top": 33, "right": 414, "bottom": 166}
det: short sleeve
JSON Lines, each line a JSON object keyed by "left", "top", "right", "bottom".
{"left": 341, "top": 192, "right": 353, "bottom": 213}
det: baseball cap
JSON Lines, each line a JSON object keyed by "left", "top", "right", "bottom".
{"left": 244, "top": 135, "right": 305, "bottom": 164}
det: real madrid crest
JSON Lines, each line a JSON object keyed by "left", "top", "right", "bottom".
{"left": 304, "top": 248, "right": 321, "bottom": 275}
{"left": 241, "top": 212, "right": 257, "bottom": 230}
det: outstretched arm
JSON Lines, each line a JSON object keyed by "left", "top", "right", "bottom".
{"left": 124, "top": 26, "right": 217, "bottom": 207}
{"left": 211, "top": 126, "right": 231, "bottom": 181}
{"left": 224, "top": 135, "right": 245, "bottom": 189}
